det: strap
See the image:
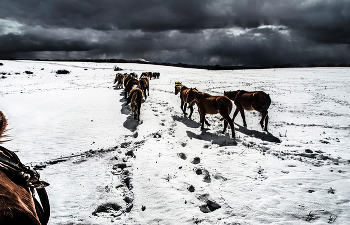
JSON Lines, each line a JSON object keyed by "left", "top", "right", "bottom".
{"left": 0, "top": 146, "right": 50, "bottom": 224}
{"left": 36, "top": 188, "right": 50, "bottom": 225}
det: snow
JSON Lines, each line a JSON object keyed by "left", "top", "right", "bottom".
{"left": 1, "top": 60, "right": 350, "bottom": 224}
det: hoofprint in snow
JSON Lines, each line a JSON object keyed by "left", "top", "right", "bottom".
{"left": 0, "top": 60, "right": 349, "bottom": 224}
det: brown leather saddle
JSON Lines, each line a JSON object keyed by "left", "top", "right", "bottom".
{"left": 0, "top": 146, "right": 50, "bottom": 225}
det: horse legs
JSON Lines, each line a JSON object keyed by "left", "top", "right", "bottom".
{"left": 188, "top": 105, "right": 194, "bottom": 119}
{"left": 221, "top": 113, "right": 235, "bottom": 138}
{"left": 232, "top": 108, "right": 239, "bottom": 120}
{"left": 260, "top": 110, "right": 269, "bottom": 131}
{"left": 264, "top": 114, "right": 269, "bottom": 131}
{"left": 187, "top": 101, "right": 197, "bottom": 120}
{"left": 199, "top": 109, "right": 206, "bottom": 130}
{"left": 125, "top": 96, "right": 131, "bottom": 106}
{"left": 222, "top": 120, "right": 228, "bottom": 134}
{"left": 239, "top": 108, "right": 247, "bottom": 127}
{"left": 200, "top": 115, "right": 206, "bottom": 130}
{"left": 137, "top": 105, "right": 141, "bottom": 121}
{"left": 181, "top": 100, "right": 187, "bottom": 115}
{"left": 125, "top": 90, "right": 127, "bottom": 98}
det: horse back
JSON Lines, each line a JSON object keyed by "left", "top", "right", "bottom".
{"left": 199, "top": 96, "right": 232, "bottom": 114}
{"left": 136, "top": 88, "right": 143, "bottom": 103}
{"left": 126, "top": 79, "right": 140, "bottom": 92}
{"left": 140, "top": 78, "right": 149, "bottom": 88}
{"left": 182, "top": 87, "right": 195, "bottom": 104}
{"left": 130, "top": 88, "right": 143, "bottom": 102}
{"left": 236, "top": 91, "right": 270, "bottom": 111}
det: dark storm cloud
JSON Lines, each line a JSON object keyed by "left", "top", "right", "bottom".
{"left": 0, "top": 0, "right": 349, "bottom": 66}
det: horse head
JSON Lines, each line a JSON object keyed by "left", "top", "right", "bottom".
{"left": 175, "top": 82, "right": 182, "bottom": 95}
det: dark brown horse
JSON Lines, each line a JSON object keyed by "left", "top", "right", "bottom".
{"left": 187, "top": 89, "right": 235, "bottom": 138}
{"left": 123, "top": 74, "right": 132, "bottom": 88}
{"left": 141, "top": 72, "right": 153, "bottom": 80}
{"left": 224, "top": 90, "right": 271, "bottom": 131}
{"left": 139, "top": 77, "right": 149, "bottom": 99}
{"left": 0, "top": 111, "right": 50, "bottom": 225}
{"left": 125, "top": 78, "right": 141, "bottom": 98}
{"left": 153, "top": 72, "right": 160, "bottom": 79}
{"left": 125, "top": 87, "right": 143, "bottom": 121}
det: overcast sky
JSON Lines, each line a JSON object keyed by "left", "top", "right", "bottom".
{"left": 0, "top": 0, "right": 349, "bottom": 66}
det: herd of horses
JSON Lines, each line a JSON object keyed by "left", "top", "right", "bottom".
{"left": 175, "top": 82, "right": 271, "bottom": 139}
{"left": 115, "top": 72, "right": 160, "bottom": 121}
{"left": 115, "top": 72, "right": 271, "bottom": 138}
{"left": 0, "top": 70, "right": 271, "bottom": 224}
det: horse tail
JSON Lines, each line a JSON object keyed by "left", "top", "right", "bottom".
{"left": 262, "top": 94, "right": 271, "bottom": 112}
{"left": 259, "top": 93, "right": 271, "bottom": 120}
{"left": 0, "top": 111, "right": 8, "bottom": 143}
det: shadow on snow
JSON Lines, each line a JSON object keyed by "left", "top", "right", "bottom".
{"left": 235, "top": 123, "right": 281, "bottom": 143}
{"left": 186, "top": 130, "right": 237, "bottom": 146}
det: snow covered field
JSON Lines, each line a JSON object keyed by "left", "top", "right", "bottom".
{"left": 1, "top": 60, "right": 350, "bottom": 225}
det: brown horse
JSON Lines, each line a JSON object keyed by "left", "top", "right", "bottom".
{"left": 139, "top": 77, "right": 149, "bottom": 99}
{"left": 224, "top": 90, "right": 271, "bottom": 131}
{"left": 114, "top": 73, "right": 124, "bottom": 89}
{"left": 125, "top": 87, "right": 143, "bottom": 121}
{"left": 0, "top": 111, "right": 50, "bottom": 225}
{"left": 123, "top": 74, "right": 132, "bottom": 88}
{"left": 125, "top": 78, "right": 141, "bottom": 98}
{"left": 175, "top": 83, "right": 210, "bottom": 125}
{"left": 175, "top": 82, "right": 196, "bottom": 119}
{"left": 187, "top": 89, "right": 235, "bottom": 138}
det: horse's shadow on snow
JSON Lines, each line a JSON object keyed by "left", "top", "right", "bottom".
{"left": 235, "top": 123, "right": 281, "bottom": 143}
{"left": 172, "top": 115, "right": 201, "bottom": 128}
{"left": 186, "top": 130, "right": 237, "bottom": 146}
{"left": 121, "top": 97, "right": 146, "bottom": 132}
{"left": 123, "top": 116, "right": 139, "bottom": 132}
{"left": 121, "top": 101, "right": 139, "bottom": 132}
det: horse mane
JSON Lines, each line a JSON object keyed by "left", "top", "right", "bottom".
{"left": 0, "top": 111, "right": 8, "bottom": 143}
{"left": 192, "top": 88, "right": 210, "bottom": 97}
